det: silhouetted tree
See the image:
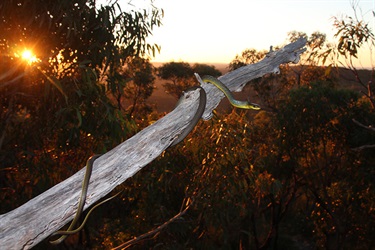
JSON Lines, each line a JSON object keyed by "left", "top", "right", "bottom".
{"left": 229, "top": 48, "right": 267, "bottom": 71}
{"left": 121, "top": 57, "right": 156, "bottom": 118}
{"left": 157, "top": 61, "right": 193, "bottom": 98}
{"left": 192, "top": 63, "right": 222, "bottom": 77}
{"left": 158, "top": 61, "right": 221, "bottom": 98}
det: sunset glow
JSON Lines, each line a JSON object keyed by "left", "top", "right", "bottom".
{"left": 20, "top": 49, "right": 39, "bottom": 64}
{"left": 146, "top": 0, "right": 374, "bottom": 67}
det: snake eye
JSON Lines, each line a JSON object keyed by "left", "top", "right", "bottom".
{"left": 253, "top": 104, "right": 261, "bottom": 110}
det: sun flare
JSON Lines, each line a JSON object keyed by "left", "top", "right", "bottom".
{"left": 20, "top": 49, "right": 38, "bottom": 64}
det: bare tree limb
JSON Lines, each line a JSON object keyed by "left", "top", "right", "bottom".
{"left": 201, "top": 38, "right": 306, "bottom": 120}
{"left": 112, "top": 197, "right": 193, "bottom": 250}
{"left": 351, "top": 118, "right": 375, "bottom": 151}
{"left": 352, "top": 118, "right": 375, "bottom": 132}
{"left": 0, "top": 37, "right": 306, "bottom": 249}
{"left": 352, "top": 119, "right": 375, "bottom": 151}
{"left": 352, "top": 144, "right": 375, "bottom": 151}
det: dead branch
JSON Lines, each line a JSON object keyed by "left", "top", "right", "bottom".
{"left": 112, "top": 197, "right": 193, "bottom": 250}
{"left": 0, "top": 37, "right": 306, "bottom": 249}
{"left": 352, "top": 118, "right": 375, "bottom": 132}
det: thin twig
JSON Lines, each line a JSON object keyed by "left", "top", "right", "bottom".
{"left": 352, "top": 118, "right": 375, "bottom": 132}
{"left": 351, "top": 119, "right": 375, "bottom": 151}
{"left": 112, "top": 197, "right": 193, "bottom": 250}
{"left": 351, "top": 144, "right": 375, "bottom": 151}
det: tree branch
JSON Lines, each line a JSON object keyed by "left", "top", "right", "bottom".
{"left": 351, "top": 118, "right": 375, "bottom": 151}
{"left": 112, "top": 197, "right": 193, "bottom": 249}
{"left": 352, "top": 118, "right": 375, "bottom": 132}
{"left": 0, "top": 37, "right": 306, "bottom": 249}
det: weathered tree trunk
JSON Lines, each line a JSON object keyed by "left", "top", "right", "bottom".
{"left": 0, "top": 38, "right": 306, "bottom": 249}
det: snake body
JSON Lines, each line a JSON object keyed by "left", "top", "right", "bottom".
{"left": 201, "top": 75, "right": 261, "bottom": 110}
{"left": 171, "top": 86, "right": 206, "bottom": 146}
{"left": 51, "top": 74, "right": 258, "bottom": 244}
{"left": 50, "top": 87, "right": 205, "bottom": 243}
{"left": 50, "top": 154, "right": 122, "bottom": 244}
{"left": 171, "top": 75, "right": 260, "bottom": 145}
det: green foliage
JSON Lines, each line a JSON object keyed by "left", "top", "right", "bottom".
{"left": 0, "top": 0, "right": 162, "bottom": 69}
{"left": 333, "top": 15, "right": 374, "bottom": 58}
{"left": 109, "top": 57, "right": 156, "bottom": 118}
{"left": 0, "top": 0, "right": 162, "bottom": 212}
{"left": 88, "top": 81, "right": 375, "bottom": 249}
{"left": 320, "top": 5, "right": 375, "bottom": 109}
{"left": 276, "top": 82, "right": 375, "bottom": 248}
{"left": 2, "top": 2, "right": 375, "bottom": 249}
{"left": 277, "top": 81, "right": 358, "bottom": 152}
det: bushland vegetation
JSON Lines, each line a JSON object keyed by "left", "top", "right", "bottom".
{"left": 1, "top": 0, "right": 374, "bottom": 249}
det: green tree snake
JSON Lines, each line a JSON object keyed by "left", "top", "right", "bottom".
{"left": 50, "top": 154, "right": 121, "bottom": 244}
{"left": 50, "top": 75, "right": 259, "bottom": 244}
{"left": 201, "top": 75, "right": 261, "bottom": 110}
{"left": 171, "top": 85, "right": 207, "bottom": 146}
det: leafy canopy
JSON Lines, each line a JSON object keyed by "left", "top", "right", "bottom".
{"left": 0, "top": 0, "right": 163, "bottom": 213}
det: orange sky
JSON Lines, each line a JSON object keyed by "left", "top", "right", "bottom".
{"left": 142, "top": 0, "right": 374, "bottom": 68}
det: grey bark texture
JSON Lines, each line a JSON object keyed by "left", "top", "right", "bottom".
{"left": 0, "top": 37, "right": 306, "bottom": 249}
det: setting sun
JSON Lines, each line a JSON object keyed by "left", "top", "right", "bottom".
{"left": 21, "top": 49, "right": 38, "bottom": 64}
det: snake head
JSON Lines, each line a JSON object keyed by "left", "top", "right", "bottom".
{"left": 246, "top": 98, "right": 261, "bottom": 110}
{"left": 250, "top": 103, "right": 261, "bottom": 110}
